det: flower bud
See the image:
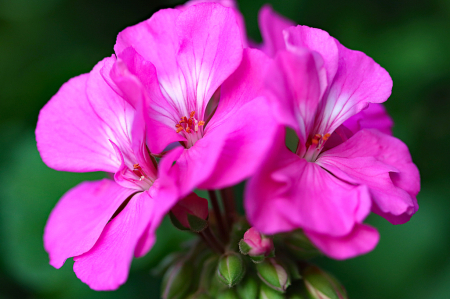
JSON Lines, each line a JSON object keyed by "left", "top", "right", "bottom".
{"left": 236, "top": 274, "right": 259, "bottom": 299}
{"left": 259, "top": 283, "right": 286, "bottom": 299}
{"left": 302, "top": 265, "right": 348, "bottom": 299}
{"left": 217, "top": 252, "right": 246, "bottom": 287}
{"left": 283, "top": 230, "right": 320, "bottom": 260}
{"left": 170, "top": 192, "right": 209, "bottom": 232}
{"left": 239, "top": 227, "right": 274, "bottom": 263}
{"left": 161, "top": 260, "right": 195, "bottom": 299}
{"left": 256, "top": 258, "right": 291, "bottom": 292}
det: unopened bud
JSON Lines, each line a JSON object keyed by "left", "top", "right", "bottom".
{"left": 259, "top": 283, "right": 286, "bottom": 299}
{"left": 239, "top": 227, "right": 274, "bottom": 263}
{"left": 170, "top": 193, "right": 209, "bottom": 232}
{"left": 284, "top": 230, "right": 320, "bottom": 260}
{"left": 236, "top": 274, "right": 259, "bottom": 299}
{"left": 161, "top": 260, "right": 194, "bottom": 299}
{"left": 302, "top": 265, "right": 348, "bottom": 299}
{"left": 217, "top": 252, "right": 246, "bottom": 287}
{"left": 256, "top": 258, "right": 291, "bottom": 293}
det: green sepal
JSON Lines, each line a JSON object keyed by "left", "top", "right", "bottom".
{"left": 161, "top": 260, "right": 195, "bottom": 299}
{"left": 259, "top": 283, "right": 286, "bottom": 299}
{"left": 187, "top": 213, "right": 209, "bottom": 232}
{"left": 256, "top": 258, "right": 291, "bottom": 293}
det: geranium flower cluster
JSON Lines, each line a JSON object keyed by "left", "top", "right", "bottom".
{"left": 35, "top": 0, "right": 419, "bottom": 295}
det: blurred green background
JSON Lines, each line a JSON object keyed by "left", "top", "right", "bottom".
{"left": 0, "top": 0, "right": 449, "bottom": 298}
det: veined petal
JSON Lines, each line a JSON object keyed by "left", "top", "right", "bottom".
{"left": 284, "top": 25, "right": 339, "bottom": 85}
{"left": 36, "top": 73, "right": 119, "bottom": 173}
{"left": 87, "top": 57, "right": 137, "bottom": 169}
{"left": 73, "top": 191, "right": 153, "bottom": 291}
{"left": 266, "top": 49, "right": 323, "bottom": 156}
{"left": 343, "top": 103, "right": 393, "bottom": 136}
{"left": 115, "top": 8, "right": 187, "bottom": 115}
{"left": 199, "top": 49, "right": 278, "bottom": 188}
{"left": 44, "top": 179, "right": 135, "bottom": 269}
{"left": 315, "top": 40, "right": 393, "bottom": 135}
{"left": 258, "top": 5, "right": 295, "bottom": 57}
{"left": 318, "top": 129, "right": 419, "bottom": 224}
{"left": 305, "top": 224, "right": 380, "bottom": 260}
{"left": 134, "top": 147, "right": 182, "bottom": 257}
{"left": 112, "top": 47, "right": 185, "bottom": 154}
{"left": 245, "top": 129, "right": 372, "bottom": 236}
{"left": 176, "top": 2, "right": 243, "bottom": 119}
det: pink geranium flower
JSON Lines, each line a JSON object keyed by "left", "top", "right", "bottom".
{"left": 112, "top": 3, "right": 276, "bottom": 196}
{"left": 245, "top": 25, "right": 420, "bottom": 259}
{"left": 36, "top": 56, "right": 182, "bottom": 290}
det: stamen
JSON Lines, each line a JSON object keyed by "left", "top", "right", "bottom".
{"left": 198, "top": 121, "right": 205, "bottom": 126}
{"left": 174, "top": 111, "right": 205, "bottom": 135}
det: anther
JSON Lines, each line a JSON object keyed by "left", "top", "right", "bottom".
{"left": 198, "top": 121, "right": 205, "bottom": 126}
{"left": 323, "top": 133, "right": 331, "bottom": 141}
{"left": 190, "top": 111, "right": 195, "bottom": 118}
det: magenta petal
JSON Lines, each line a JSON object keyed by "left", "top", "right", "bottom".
{"left": 306, "top": 224, "right": 380, "bottom": 260}
{"left": 266, "top": 49, "right": 323, "bottom": 156}
{"left": 44, "top": 179, "right": 135, "bottom": 269}
{"left": 315, "top": 40, "right": 393, "bottom": 135}
{"left": 73, "top": 191, "right": 153, "bottom": 291}
{"left": 343, "top": 103, "right": 394, "bottom": 136}
{"left": 36, "top": 73, "right": 118, "bottom": 173}
{"left": 318, "top": 129, "right": 419, "bottom": 224}
{"left": 284, "top": 25, "right": 339, "bottom": 85}
{"left": 245, "top": 129, "right": 371, "bottom": 236}
{"left": 258, "top": 5, "right": 295, "bottom": 57}
{"left": 134, "top": 148, "right": 183, "bottom": 257}
{"left": 112, "top": 47, "right": 185, "bottom": 153}
{"left": 176, "top": 3, "right": 243, "bottom": 119}
{"left": 200, "top": 97, "right": 277, "bottom": 189}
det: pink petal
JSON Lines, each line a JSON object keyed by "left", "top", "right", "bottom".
{"left": 343, "top": 103, "right": 394, "bottom": 136}
{"left": 111, "top": 47, "right": 185, "bottom": 154}
{"left": 314, "top": 40, "right": 393, "bottom": 135}
{"left": 114, "top": 8, "right": 185, "bottom": 110}
{"left": 245, "top": 130, "right": 372, "bottom": 236}
{"left": 87, "top": 57, "right": 138, "bottom": 168}
{"left": 176, "top": 2, "right": 243, "bottom": 119}
{"left": 134, "top": 147, "right": 183, "bottom": 257}
{"left": 197, "top": 49, "right": 278, "bottom": 188}
{"left": 266, "top": 49, "right": 323, "bottom": 156}
{"left": 36, "top": 73, "right": 119, "bottom": 173}
{"left": 73, "top": 191, "right": 153, "bottom": 291}
{"left": 284, "top": 25, "right": 339, "bottom": 85}
{"left": 258, "top": 5, "right": 295, "bottom": 57}
{"left": 305, "top": 224, "right": 380, "bottom": 260}
{"left": 318, "top": 129, "right": 419, "bottom": 224}
{"left": 44, "top": 179, "right": 135, "bottom": 269}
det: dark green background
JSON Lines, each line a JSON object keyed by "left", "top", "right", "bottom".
{"left": 1, "top": 0, "right": 449, "bottom": 298}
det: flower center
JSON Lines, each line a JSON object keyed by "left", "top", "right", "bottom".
{"left": 175, "top": 111, "right": 205, "bottom": 148}
{"left": 303, "top": 133, "right": 330, "bottom": 162}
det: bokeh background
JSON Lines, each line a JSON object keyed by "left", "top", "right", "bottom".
{"left": 1, "top": 0, "right": 449, "bottom": 298}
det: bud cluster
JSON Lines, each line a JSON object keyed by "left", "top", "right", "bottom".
{"left": 158, "top": 203, "right": 348, "bottom": 299}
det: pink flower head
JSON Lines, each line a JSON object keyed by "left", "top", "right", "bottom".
{"left": 113, "top": 3, "right": 276, "bottom": 197}
{"left": 241, "top": 227, "right": 274, "bottom": 257}
{"left": 245, "top": 25, "right": 420, "bottom": 259}
{"left": 36, "top": 55, "right": 182, "bottom": 290}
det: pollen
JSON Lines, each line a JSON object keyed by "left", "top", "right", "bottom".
{"left": 174, "top": 111, "right": 205, "bottom": 134}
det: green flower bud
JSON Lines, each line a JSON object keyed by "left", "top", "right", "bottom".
{"left": 259, "top": 283, "right": 286, "bottom": 299}
{"left": 236, "top": 274, "right": 259, "bottom": 299}
{"left": 217, "top": 252, "right": 246, "bottom": 287}
{"left": 256, "top": 258, "right": 291, "bottom": 293}
{"left": 217, "top": 289, "right": 240, "bottom": 299}
{"left": 302, "top": 265, "right": 348, "bottom": 299}
{"left": 283, "top": 231, "right": 320, "bottom": 260}
{"left": 161, "top": 260, "right": 194, "bottom": 299}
